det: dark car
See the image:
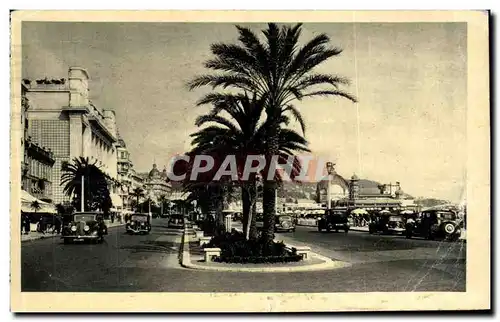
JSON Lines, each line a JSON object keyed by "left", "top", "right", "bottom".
{"left": 369, "top": 214, "right": 405, "bottom": 235}
{"left": 274, "top": 215, "right": 296, "bottom": 232}
{"left": 61, "top": 212, "right": 108, "bottom": 244}
{"left": 168, "top": 214, "right": 185, "bottom": 229}
{"left": 318, "top": 209, "right": 350, "bottom": 233}
{"left": 405, "top": 210, "right": 462, "bottom": 241}
{"left": 126, "top": 213, "right": 151, "bottom": 234}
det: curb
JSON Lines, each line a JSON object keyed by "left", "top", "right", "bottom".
{"left": 180, "top": 228, "right": 350, "bottom": 273}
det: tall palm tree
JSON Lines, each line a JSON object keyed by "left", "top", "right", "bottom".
{"left": 60, "top": 157, "right": 111, "bottom": 212}
{"left": 189, "top": 93, "right": 309, "bottom": 239}
{"left": 188, "top": 23, "right": 357, "bottom": 246}
{"left": 130, "top": 187, "right": 145, "bottom": 211}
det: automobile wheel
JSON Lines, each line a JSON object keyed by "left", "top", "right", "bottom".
{"left": 405, "top": 231, "right": 412, "bottom": 239}
{"left": 344, "top": 228, "right": 349, "bottom": 233}
{"left": 97, "top": 236, "right": 104, "bottom": 244}
{"left": 443, "top": 223, "right": 456, "bottom": 235}
{"left": 63, "top": 238, "right": 71, "bottom": 244}
{"left": 317, "top": 226, "right": 322, "bottom": 232}
{"left": 326, "top": 226, "right": 331, "bottom": 232}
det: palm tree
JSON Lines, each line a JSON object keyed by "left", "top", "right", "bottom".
{"left": 60, "top": 157, "right": 111, "bottom": 212}
{"left": 130, "top": 187, "right": 145, "bottom": 211}
{"left": 188, "top": 23, "right": 357, "bottom": 246}
{"left": 189, "top": 93, "right": 309, "bottom": 239}
{"left": 30, "top": 200, "right": 42, "bottom": 213}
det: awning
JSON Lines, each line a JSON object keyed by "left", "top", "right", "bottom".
{"left": 21, "top": 190, "right": 39, "bottom": 203}
{"left": 21, "top": 201, "right": 57, "bottom": 214}
{"left": 20, "top": 190, "right": 57, "bottom": 214}
{"left": 110, "top": 194, "right": 123, "bottom": 208}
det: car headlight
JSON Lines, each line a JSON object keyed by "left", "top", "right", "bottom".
{"left": 92, "top": 231, "right": 98, "bottom": 235}
{"left": 71, "top": 226, "right": 77, "bottom": 231}
{"left": 84, "top": 225, "right": 90, "bottom": 231}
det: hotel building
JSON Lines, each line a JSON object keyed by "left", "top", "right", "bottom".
{"left": 23, "top": 67, "right": 120, "bottom": 205}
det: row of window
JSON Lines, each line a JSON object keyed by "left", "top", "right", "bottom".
{"left": 27, "top": 157, "right": 52, "bottom": 181}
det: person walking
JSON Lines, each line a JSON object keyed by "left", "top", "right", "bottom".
{"left": 54, "top": 215, "right": 62, "bottom": 234}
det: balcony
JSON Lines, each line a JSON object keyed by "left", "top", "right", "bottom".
{"left": 25, "top": 137, "right": 55, "bottom": 165}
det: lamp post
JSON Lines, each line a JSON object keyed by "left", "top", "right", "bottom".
{"left": 81, "top": 175, "right": 85, "bottom": 212}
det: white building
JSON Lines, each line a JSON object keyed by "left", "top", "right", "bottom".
{"left": 24, "top": 67, "right": 120, "bottom": 205}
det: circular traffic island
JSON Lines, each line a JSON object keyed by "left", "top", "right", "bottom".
{"left": 181, "top": 229, "right": 349, "bottom": 273}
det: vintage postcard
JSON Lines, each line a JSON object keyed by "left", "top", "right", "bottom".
{"left": 10, "top": 10, "right": 490, "bottom": 312}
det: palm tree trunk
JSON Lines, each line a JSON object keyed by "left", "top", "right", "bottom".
{"left": 262, "top": 121, "right": 280, "bottom": 249}
{"left": 242, "top": 185, "right": 251, "bottom": 238}
{"left": 262, "top": 181, "right": 277, "bottom": 247}
{"left": 249, "top": 190, "right": 258, "bottom": 240}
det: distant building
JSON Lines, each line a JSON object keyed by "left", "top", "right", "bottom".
{"left": 23, "top": 67, "right": 120, "bottom": 204}
{"left": 115, "top": 137, "right": 133, "bottom": 211}
{"left": 21, "top": 83, "right": 56, "bottom": 202}
{"left": 143, "top": 163, "right": 171, "bottom": 203}
{"left": 316, "top": 162, "right": 417, "bottom": 212}
{"left": 130, "top": 168, "right": 145, "bottom": 191}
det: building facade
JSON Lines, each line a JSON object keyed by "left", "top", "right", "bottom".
{"left": 21, "top": 83, "right": 56, "bottom": 202}
{"left": 116, "top": 137, "right": 134, "bottom": 210}
{"left": 316, "top": 162, "right": 417, "bottom": 212}
{"left": 143, "top": 164, "right": 171, "bottom": 203}
{"left": 24, "top": 67, "right": 119, "bottom": 204}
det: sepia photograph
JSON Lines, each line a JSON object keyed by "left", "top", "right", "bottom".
{"left": 9, "top": 10, "right": 490, "bottom": 312}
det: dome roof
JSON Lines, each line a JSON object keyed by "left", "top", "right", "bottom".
{"left": 161, "top": 167, "right": 168, "bottom": 178}
{"left": 148, "top": 164, "right": 160, "bottom": 178}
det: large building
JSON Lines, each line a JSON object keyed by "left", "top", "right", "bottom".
{"left": 21, "top": 83, "right": 56, "bottom": 202}
{"left": 23, "top": 67, "right": 120, "bottom": 205}
{"left": 142, "top": 163, "right": 171, "bottom": 203}
{"left": 316, "top": 162, "right": 417, "bottom": 212}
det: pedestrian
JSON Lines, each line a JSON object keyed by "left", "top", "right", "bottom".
{"left": 38, "top": 216, "right": 46, "bottom": 234}
{"left": 54, "top": 215, "right": 62, "bottom": 234}
{"left": 110, "top": 213, "right": 115, "bottom": 224}
{"left": 24, "top": 214, "right": 31, "bottom": 234}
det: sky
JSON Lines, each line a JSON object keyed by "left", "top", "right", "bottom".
{"left": 21, "top": 22, "right": 467, "bottom": 202}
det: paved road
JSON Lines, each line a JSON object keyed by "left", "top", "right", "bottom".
{"left": 22, "top": 219, "right": 465, "bottom": 292}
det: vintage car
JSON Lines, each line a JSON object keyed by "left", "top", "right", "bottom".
{"left": 405, "top": 209, "right": 462, "bottom": 241}
{"left": 274, "top": 214, "right": 296, "bottom": 232}
{"left": 126, "top": 213, "right": 151, "bottom": 234}
{"left": 168, "top": 214, "right": 185, "bottom": 229}
{"left": 368, "top": 214, "right": 405, "bottom": 234}
{"left": 61, "top": 212, "right": 108, "bottom": 244}
{"left": 318, "top": 209, "right": 350, "bottom": 233}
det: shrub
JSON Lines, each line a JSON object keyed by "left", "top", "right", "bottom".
{"left": 202, "top": 230, "right": 300, "bottom": 263}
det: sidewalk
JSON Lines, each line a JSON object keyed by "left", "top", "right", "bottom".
{"left": 21, "top": 220, "right": 126, "bottom": 242}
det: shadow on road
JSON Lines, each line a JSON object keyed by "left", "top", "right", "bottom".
{"left": 119, "top": 239, "right": 178, "bottom": 254}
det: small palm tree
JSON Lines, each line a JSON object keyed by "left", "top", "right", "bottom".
{"left": 30, "top": 200, "right": 41, "bottom": 213}
{"left": 130, "top": 188, "right": 145, "bottom": 211}
{"left": 61, "top": 157, "right": 111, "bottom": 212}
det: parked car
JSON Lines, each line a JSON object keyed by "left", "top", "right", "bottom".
{"left": 61, "top": 212, "right": 108, "bottom": 244}
{"left": 368, "top": 214, "right": 405, "bottom": 234}
{"left": 405, "top": 209, "right": 461, "bottom": 241}
{"left": 168, "top": 214, "right": 185, "bottom": 229}
{"left": 126, "top": 213, "right": 151, "bottom": 234}
{"left": 274, "top": 214, "right": 296, "bottom": 232}
{"left": 318, "top": 209, "right": 350, "bottom": 233}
